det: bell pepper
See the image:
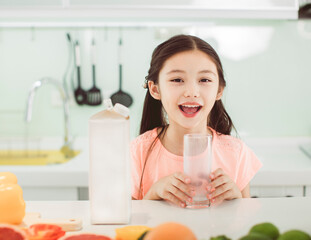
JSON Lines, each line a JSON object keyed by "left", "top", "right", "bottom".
{"left": 115, "top": 225, "right": 152, "bottom": 240}
{"left": 24, "top": 224, "right": 66, "bottom": 240}
{"left": 0, "top": 172, "right": 26, "bottom": 225}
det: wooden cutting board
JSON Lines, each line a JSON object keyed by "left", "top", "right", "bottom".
{"left": 19, "top": 212, "right": 82, "bottom": 231}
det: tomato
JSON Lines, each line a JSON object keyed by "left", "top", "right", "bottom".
{"left": 24, "top": 224, "right": 66, "bottom": 240}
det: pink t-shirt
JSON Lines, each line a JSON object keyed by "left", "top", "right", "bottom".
{"left": 130, "top": 127, "right": 262, "bottom": 200}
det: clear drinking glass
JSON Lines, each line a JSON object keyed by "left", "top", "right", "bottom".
{"left": 184, "top": 133, "right": 212, "bottom": 208}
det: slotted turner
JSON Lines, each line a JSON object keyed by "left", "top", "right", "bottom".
{"left": 87, "top": 39, "right": 102, "bottom": 106}
{"left": 74, "top": 40, "right": 87, "bottom": 105}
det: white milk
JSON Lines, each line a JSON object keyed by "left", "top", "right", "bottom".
{"left": 89, "top": 99, "right": 131, "bottom": 224}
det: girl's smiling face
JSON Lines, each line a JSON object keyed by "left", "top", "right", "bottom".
{"left": 149, "top": 50, "right": 223, "bottom": 132}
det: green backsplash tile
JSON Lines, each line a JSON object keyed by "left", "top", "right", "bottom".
{"left": 0, "top": 21, "right": 310, "bottom": 139}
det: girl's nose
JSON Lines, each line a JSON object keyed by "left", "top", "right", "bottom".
{"left": 184, "top": 83, "right": 200, "bottom": 98}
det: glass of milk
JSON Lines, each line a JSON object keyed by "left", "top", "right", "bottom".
{"left": 184, "top": 133, "right": 212, "bottom": 208}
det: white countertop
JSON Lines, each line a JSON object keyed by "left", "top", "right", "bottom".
{"left": 1, "top": 136, "right": 311, "bottom": 187}
{"left": 25, "top": 198, "right": 311, "bottom": 239}
{"left": 245, "top": 136, "right": 311, "bottom": 186}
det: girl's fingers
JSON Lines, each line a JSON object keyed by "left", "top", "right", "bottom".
{"left": 209, "top": 175, "right": 229, "bottom": 189}
{"left": 174, "top": 172, "right": 191, "bottom": 184}
{"left": 210, "top": 168, "right": 224, "bottom": 180}
{"left": 167, "top": 184, "right": 193, "bottom": 203}
{"left": 172, "top": 177, "right": 194, "bottom": 197}
{"left": 164, "top": 192, "right": 186, "bottom": 208}
{"left": 211, "top": 189, "right": 233, "bottom": 203}
{"left": 208, "top": 182, "right": 232, "bottom": 199}
{"left": 206, "top": 168, "right": 243, "bottom": 203}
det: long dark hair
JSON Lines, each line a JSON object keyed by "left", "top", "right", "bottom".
{"left": 138, "top": 34, "right": 235, "bottom": 199}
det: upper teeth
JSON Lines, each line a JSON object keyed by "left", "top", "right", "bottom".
{"left": 182, "top": 105, "right": 200, "bottom": 108}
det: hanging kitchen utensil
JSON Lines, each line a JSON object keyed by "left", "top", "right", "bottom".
{"left": 86, "top": 39, "right": 102, "bottom": 106}
{"left": 74, "top": 40, "right": 87, "bottom": 105}
{"left": 63, "top": 33, "right": 74, "bottom": 98}
{"left": 110, "top": 37, "right": 133, "bottom": 108}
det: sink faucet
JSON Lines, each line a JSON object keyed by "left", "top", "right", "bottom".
{"left": 25, "top": 77, "right": 74, "bottom": 158}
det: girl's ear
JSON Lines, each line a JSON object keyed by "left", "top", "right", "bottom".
{"left": 216, "top": 86, "right": 224, "bottom": 100}
{"left": 148, "top": 81, "right": 161, "bottom": 100}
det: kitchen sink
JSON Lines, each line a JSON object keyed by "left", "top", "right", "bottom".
{"left": 0, "top": 150, "right": 80, "bottom": 165}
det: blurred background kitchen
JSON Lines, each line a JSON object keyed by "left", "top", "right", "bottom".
{"left": 1, "top": 0, "right": 311, "bottom": 200}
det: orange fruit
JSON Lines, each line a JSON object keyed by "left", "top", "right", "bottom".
{"left": 144, "top": 222, "right": 197, "bottom": 240}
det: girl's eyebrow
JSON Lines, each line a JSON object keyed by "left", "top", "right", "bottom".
{"left": 166, "top": 69, "right": 185, "bottom": 74}
{"left": 166, "top": 69, "right": 217, "bottom": 76}
{"left": 198, "top": 70, "right": 217, "bottom": 76}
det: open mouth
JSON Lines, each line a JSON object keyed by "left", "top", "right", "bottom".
{"left": 178, "top": 105, "right": 202, "bottom": 115}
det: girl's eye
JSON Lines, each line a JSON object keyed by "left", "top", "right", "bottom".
{"left": 200, "top": 78, "right": 211, "bottom": 83}
{"left": 171, "top": 78, "right": 183, "bottom": 83}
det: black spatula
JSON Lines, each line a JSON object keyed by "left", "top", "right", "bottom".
{"left": 74, "top": 40, "right": 87, "bottom": 105}
{"left": 111, "top": 37, "right": 133, "bottom": 108}
{"left": 87, "top": 39, "right": 102, "bottom": 106}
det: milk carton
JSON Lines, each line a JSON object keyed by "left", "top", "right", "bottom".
{"left": 89, "top": 99, "right": 131, "bottom": 224}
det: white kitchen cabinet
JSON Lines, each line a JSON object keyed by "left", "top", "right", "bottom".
{"left": 80, "top": 186, "right": 306, "bottom": 199}
{"left": 250, "top": 186, "right": 304, "bottom": 198}
{"left": 0, "top": 0, "right": 62, "bottom": 7}
{"left": 23, "top": 187, "right": 79, "bottom": 201}
{"left": 305, "top": 186, "right": 311, "bottom": 196}
{"left": 0, "top": 0, "right": 298, "bottom": 28}
{"left": 78, "top": 187, "right": 89, "bottom": 200}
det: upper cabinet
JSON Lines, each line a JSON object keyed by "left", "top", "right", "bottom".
{"left": 0, "top": 0, "right": 299, "bottom": 28}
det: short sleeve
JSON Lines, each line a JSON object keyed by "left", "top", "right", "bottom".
{"left": 235, "top": 142, "right": 262, "bottom": 191}
{"left": 130, "top": 138, "right": 142, "bottom": 200}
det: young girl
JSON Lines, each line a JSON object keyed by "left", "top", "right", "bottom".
{"left": 131, "top": 34, "right": 262, "bottom": 208}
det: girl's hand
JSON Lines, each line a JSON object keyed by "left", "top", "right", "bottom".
{"left": 144, "top": 172, "right": 194, "bottom": 208}
{"left": 207, "top": 168, "right": 242, "bottom": 204}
